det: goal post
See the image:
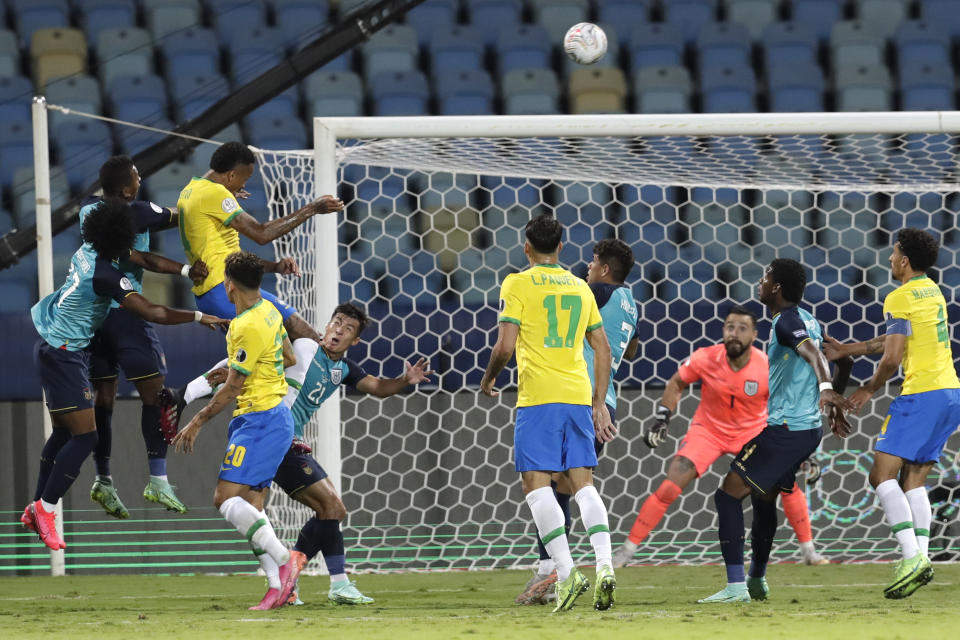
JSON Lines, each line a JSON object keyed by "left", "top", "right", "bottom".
{"left": 255, "top": 112, "right": 960, "bottom": 572}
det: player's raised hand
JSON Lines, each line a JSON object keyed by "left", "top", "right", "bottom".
{"left": 643, "top": 404, "right": 672, "bottom": 448}
{"left": 827, "top": 404, "right": 852, "bottom": 439}
{"left": 821, "top": 334, "right": 848, "bottom": 361}
{"left": 199, "top": 313, "right": 231, "bottom": 332}
{"left": 479, "top": 377, "right": 498, "bottom": 398}
{"left": 273, "top": 257, "right": 301, "bottom": 276}
{"left": 594, "top": 402, "right": 616, "bottom": 443}
{"left": 403, "top": 357, "right": 435, "bottom": 385}
{"left": 206, "top": 367, "right": 229, "bottom": 387}
{"left": 846, "top": 386, "right": 873, "bottom": 414}
{"left": 310, "top": 195, "right": 344, "bottom": 215}
{"left": 172, "top": 418, "right": 202, "bottom": 453}
{"left": 187, "top": 259, "right": 208, "bottom": 284}
{"left": 234, "top": 189, "right": 251, "bottom": 200}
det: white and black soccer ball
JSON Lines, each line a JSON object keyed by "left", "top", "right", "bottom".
{"left": 563, "top": 22, "right": 608, "bottom": 65}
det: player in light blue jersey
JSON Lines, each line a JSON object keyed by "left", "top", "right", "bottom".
{"left": 22, "top": 200, "right": 228, "bottom": 551}
{"left": 517, "top": 239, "right": 639, "bottom": 606}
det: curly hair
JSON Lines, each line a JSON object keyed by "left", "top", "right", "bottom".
{"left": 769, "top": 258, "right": 807, "bottom": 304}
{"left": 99, "top": 155, "right": 135, "bottom": 197}
{"left": 896, "top": 228, "right": 939, "bottom": 272}
{"left": 81, "top": 197, "right": 135, "bottom": 260}
{"left": 224, "top": 251, "right": 264, "bottom": 290}
{"left": 210, "top": 142, "right": 255, "bottom": 173}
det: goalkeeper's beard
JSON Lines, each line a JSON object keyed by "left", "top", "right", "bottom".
{"left": 724, "top": 340, "right": 747, "bottom": 359}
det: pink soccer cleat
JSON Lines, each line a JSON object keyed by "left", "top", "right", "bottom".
{"left": 20, "top": 503, "right": 37, "bottom": 533}
{"left": 277, "top": 551, "right": 307, "bottom": 608}
{"left": 249, "top": 587, "right": 282, "bottom": 610}
{"left": 31, "top": 501, "right": 65, "bottom": 550}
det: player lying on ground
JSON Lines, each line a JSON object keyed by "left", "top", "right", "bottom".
{"left": 516, "top": 239, "right": 639, "bottom": 606}
{"left": 824, "top": 228, "right": 958, "bottom": 600}
{"left": 22, "top": 200, "right": 229, "bottom": 550}
{"left": 171, "top": 251, "right": 302, "bottom": 610}
{"left": 83, "top": 155, "right": 207, "bottom": 519}
{"left": 482, "top": 214, "right": 617, "bottom": 613}
{"left": 697, "top": 260, "right": 850, "bottom": 604}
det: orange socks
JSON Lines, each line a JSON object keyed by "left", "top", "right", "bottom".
{"left": 628, "top": 479, "right": 682, "bottom": 545}
{"left": 781, "top": 482, "right": 812, "bottom": 544}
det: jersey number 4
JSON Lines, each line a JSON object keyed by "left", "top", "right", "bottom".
{"left": 542, "top": 294, "right": 582, "bottom": 348}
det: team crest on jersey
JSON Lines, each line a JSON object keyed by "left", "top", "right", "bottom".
{"left": 744, "top": 380, "right": 759, "bottom": 396}
{"left": 235, "top": 348, "right": 247, "bottom": 363}
{"left": 331, "top": 369, "right": 342, "bottom": 385}
{"left": 221, "top": 198, "right": 238, "bottom": 213}
{"left": 302, "top": 464, "right": 313, "bottom": 476}
{"left": 82, "top": 387, "right": 91, "bottom": 401}
{"left": 150, "top": 202, "right": 163, "bottom": 213}
{"left": 120, "top": 277, "right": 134, "bottom": 291}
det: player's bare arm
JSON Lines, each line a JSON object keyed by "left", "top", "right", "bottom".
{"left": 263, "top": 257, "right": 300, "bottom": 276}
{"left": 795, "top": 339, "right": 847, "bottom": 412}
{"left": 227, "top": 195, "right": 344, "bottom": 245}
{"left": 480, "top": 322, "right": 519, "bottom": 397}
{"left": 585, "top": 325, "right": 615, "bottom": 442}
{"left": 827, "top": 351, "right": 855, "bottom": 437}
{"left": 624, "top": 335, "right": 639, "bottom": 360}
{"left": 128, "top": 249, "right": 208, "bottom": 285}
{"left": 282, "top": 336, "right": 296, "bottom": 368}
{"left": 847, "top": 333, "right": 906, "bottom": 413}
{"left": 823, "top": 333, "right": 886, "bottom": 360}
{"left": 172, "top": 368, "right": 247, "bottom": 454}
{"left": 355, "top": 358, "right": 436, "bottom": 398}
{"left": 120, "top": 292, "right": 230, "bottom": 330}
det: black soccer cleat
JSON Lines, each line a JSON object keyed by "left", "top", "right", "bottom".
{"left": 157, "top": 386, "right": 186, "bottom": 444}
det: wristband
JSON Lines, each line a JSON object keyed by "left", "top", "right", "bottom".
{"left": 181, "top": 264, "right": 191, "bottom": 277}
{"left": 819, "top": 381, "right": 834, "bottom": 392}
{"left": 194, "top": 310, "right": 203, "bottom": 323}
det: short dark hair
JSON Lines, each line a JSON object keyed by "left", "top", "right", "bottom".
{"left": 82, "top": 197, "right": 136, "bottom": 260}
{"left": 332, "top": 302, "right": 370, "bottom": 334}
{"left": 896, "top": 227, "right": 939, "bottom": 272}
{"left": 210, "top": 142, "right": 255, "bottom": 173}
{"left": 725, "top": 303, "right": 757, "bottom": 328}
{"left": 525, "top": 214, "right": 563, "bottom": 254}
{"left": 99, "top": 155, "right": 135, "bottom": 197}
{"left": 224, "top": 251, "right": 264, "bottom": 290}
{"left": 593, "top": 238, "right": 634, "bottom": 283}
{"left": 769, "top": 258, "right": 807, "bottom": 304}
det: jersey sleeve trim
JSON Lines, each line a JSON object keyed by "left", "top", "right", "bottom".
{"left": 230, "top": 362, "right": 252, "bottom": 375}
{"left": 794, "top": 337, "right": 811, "bottom": 349}
{"left": 285, "top": 377, "right": 303, "bottom": 391}
{"left": 586, "top": 321, "right": 603, "bottom": 332}
{"left": 885, "top": 316, "right": 912, "bottom": 336}
{"left": 223, "top": 209, "right": 244, "bottom": 226}
{"left": 499, "top": 315, "right": 521, "bottom": 326}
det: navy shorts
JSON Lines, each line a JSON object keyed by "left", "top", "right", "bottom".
{"left": 89, "top": 307, "right": 167, "bottom": 382}
{"left": 515, "top": 403, "right": 597, "bottom": 472}
{"left": 876, "top": 389, "right": 960, "bottom": 463}
{"left": 730, "top": 424, "right": 822, "bottom": 496}
{"left": 196, "top": 282, "right": 297, "bottom": 321}
{"left": 219, "top": 403, "right": 294, "bottom": 490}
{"left": 35, "top": 339, "right": 94, "bottom": 414}
{"left": 273, "top": 447, "right": 328, "bottom": 496}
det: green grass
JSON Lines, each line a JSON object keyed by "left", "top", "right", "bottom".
{"left": 1, "top": 563, "right": 959, "bottom": 639}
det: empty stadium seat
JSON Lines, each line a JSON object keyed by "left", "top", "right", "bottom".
{"left": 497, "top": 24, "right": 552, "bottom": 73}
{"left": 78, "top": 0, "right": 136, "bottom": 43}
{"left": 467, "top": 0, "right": 523, "bottom": 46}
{"left": 726, "top": 0, "right": 778, "bottom": 39}
{"left": 145, "top": 0, "right": 201, "bottom": 40}
{"left": 11, "top": 165, "right": 70, "bottom": 226}
{"left": 696, "top": 22, "right": 751, "bottom": 75}
{"left": 629, "top": 23, "right": 684, "bottom": 69}
{"left": 894, "top": 20, "right": 951, "bottom": 68}
{"left": 14, "top": 0, "right": 69, "bottom": 48}
{"left": 31, "top": 28, "right": 86, "bottom": 87}
{"left": 53, "top": 120, "right": 113, "bottom": 188}
{"left": 405, "top": 0, "right": 457, "bottom": 46}
{"left": 0, "top": 75, "right": 33, "bottom": 125}
{"left": 501, "top": 68, "right": 560, "bottom": 115}
{"left": 768, "top": 61, "right": 824, "bottom": 112}
{"left": 0, "top": 120, "right": 33, "bottom": 188}
{"left": 43, "top": 74, "right": 102, "bottom": 129}
{"left": 791, "top": 0, "right": 843, "bottom": 41}
{"left": 171, "top": 72, "right": 230, "bottom": 120}
{"left": 246, "top": 86, "right": 300, "bottom": 120}
{"left": 362, "top": 24, "right": 419, "bottom": 78}
{"left": 529, "top": 0, "right": 590, "bottom": 42}
{"left": 831, "top": 20, "right": 886, "bottom": 69}
{"left": 662, "top": 0, "right": 717, "bottom": 43}
{"left": 762, "top": 21, "right": 819, "bottom": 67}
{"left": 188, "top": 124, "right": 243, "bottom": 173}
{"left": 96, "top": 27, "right": 154, "bottom": 85}
{"left": 634, "top": 65, "right": 692, "bottom": 114}
{"left": 209, "top": 0, "right": 268, "bottom": 40}
{"left": 109, "top": 74, "right": 168, "bottom": 123}
{"left": 920, "top": 0, "right": 960, "bottom": 37}
{"left": 435, "top": 69, "right": 494, "bottom": 115}
{"left": 0, "top": 29, "right": 20, "bottom": 78}
{"left": 834, "top": 64, "right": 893, "bottom": 111}
{"left": 275, "top": 0, "right": 331, "bottom": 50}
{"left": 430, "top": 26, "right": 485, "bottom": 76}
{"left": 700, "top": 64, "right": 756, "bottom": 112}
{"left": 117, "top": 115, "right": 174, "bottom": 154}
{"left": 853, "top": 0, "right": 908, "bottom": 38}
{"left": 597, "top": 0, "right": 650, "bottom": 44}
{"left": 228, "top": 27, "right": 284, "bottom": 84}
{"left": 144, "top": 162, "right": 191, "bottom": 206}
{"left": 899, "top": 61, "right": 955, "bottom": 110}
{"left": 304, "top": 70, "right": 364, "bottom": 116}
{"left": 161, "top": 28, "right": 220, "bottom": 79}
{"left": 569, "top": 67, "right": 627, "bottom": 114}
{"left": 370, "top": 70, "right": 429, "bottom": 116}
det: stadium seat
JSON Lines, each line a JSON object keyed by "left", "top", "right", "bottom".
{"left": 144, "top": 161, "right": 192, "bottom": 205}
{"left": 246, "top": 86, "right": 300, "bottom": 121}
{"left": 228, "top": 27, "right": 284, "bottom": 84}
{"left": 209, "top": 0, "right": 268, "bottom": 41}
{"left": 318, "top": 52, "right": 353, "bottom": 72}
{"left": 597, "top": 0, "right": 650, "bottom": 44}
{"left": 430, "top": 26, "right": 485, "bottom": 76}
{"left": 53, "top": 120, "right": 114, "bottom": 188}
{"left": 362, "top": 24, "right": 419, "bottom": 78}
{"left": 700, "top": 64, "right": 756, "bottom": 112}
{"left": 109, "top": 74, "right": 168, "bottom": 123}
{"left": 43, "top": 75, "right": 102, "bottom": 130}
{"left": 0, "top": 208, "right": 15, "bottom": 236}
{"left": 0, "top": 120, "right": 33, "bottom": 188}
{"left": 629, "top": 24, "right": 684, "bottom": 69}
{"left": 117, "top": 115, "right": 174, "bottom": 154}
{"left": 337, "top": 0, "right": 368, "bottom": 15}
{"left": 405, "top": 0, "right": 457, "bottom": 46}
{"left": 96, "top": 27, "right": 154, "bottom": 85}
{"left": 370, "top": 70, "right": 429, "bottom": 116}
{"left": 496, "top": 24, "right": 552, "bottom": 73}
{"left": 852, "top": 0, "right": 908, "bottom": 38}
{"left": 14, "top": 0, "right": 69, "bottom": 48}
{"left": 791, "top": 0, "right": 843, "bottom": 41}
{"left": 0, "top": 75, "right": 33, "bottom": 125}
{"left": 726, "top": 0, "right": 778, "bottom": 39}
{"left": 435, "top": 69, "right": 494, "bottom": 115}
{"left": 662, "top": 0, "right": 717, "bottom": 44}
{"left": 568, "top": 67, "right": 627, "bottom": 114}
{"left": 893, "top": 20, "right": 951, "bottom": 69}
{"left": 161, "top": 28, "right": 220, "bottom": 79}
{"left": 920, "top": 0, "right": 960, "bottom": 38}
{"left": 31, "top": 28, "right": 87, "bottom": 88}
{"left": 304, "top": 70, "right": 364, "bottom": 117}
{"left": 145, "top": 0, "right": 201, "bottom": 40}
{"left": 768, "top": 61, "right": 824, "bottom": 112}
{"left": 762, "top": 21, "right": 819, "bottom": 67}
{"left": 633, "top": 66, "right": 692, "bottom": 114}
{"left": 245, "top": 115, "right": 307, "bottom": 149}
{"left": 11, "top": 165, "right": 70, "bottom": 226}
{"left": 274, "top": 0, "right": 331, "bottom": 50}
{"left": 834, "top": 64, "right": 893, "bottom": 111}
{"left": 696, "top": 22, "right": 751, "bottom": 75}
{"left": 830, "top": 21, "right": 887, "bottom": 70}
{"left": 188, "top": 124, "right": 243, "bottom": 174}
{"left": 171, "top": 72, "right": 230, "bottom": 120}
{"left": 501, "top": 68, "right": 560, "bottom": 115}
{"left": 0, "top": 29, "right": 20, "bottom": 78}
{"left": 78, "top": 0, "right": 136, "bottom": 44}
{"left": 899, "top": 61, "right": 955, "bottom": 110}
{"left": 467, "top": 0, "right": 523, "bottom": 46}
{"left": 528, "top": 0, "right": 590, "bottom": 42}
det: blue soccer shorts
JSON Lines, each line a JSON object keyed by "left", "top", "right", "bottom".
{"left": 731, "top": 424, "right": 822, "bottom": 496}
{"left": 876, "top": 388, "right": 960, "bottom": 464}
{"left": 515, "top": 403, "right": 597, "bottom": 473}
{"left": 273, "top": 446, "right": 329, "bottom": 496}
{"left": 195, "top": 282, "right": 297, "bottom": 321}
{"left": 34, "top": 339, "right": 94, "bottom": 414}
{"left": 89, "top": 307, "right": 167, "bottom": 382}
{"left": 219, "top": 403, "right": 294, "bottom": 490}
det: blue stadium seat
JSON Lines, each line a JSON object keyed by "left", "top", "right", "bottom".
{"left": 145, "top": 0, "right": 201, "bottom": 40}
{"left": 274, "top": 0, "right": 331, "bottom": 50}
{"left": 161, "top": 28, "right": 221, "bottom": 79}
{"left": 405, "top": 0, "right": 457, "bottom": 46}
{"left": 0, "top": 278, "right": 35, "bottom": 311}
{"left": 700, "top": 64, "right": 756, "bottom": 113}
{"left": 834, "top": 64, "right": 892, "bottom": 111}
{"left": 629, "top": 23, "right": 684, "bottom": 69}
{"left": 144, "top": 161, "right": 191, "bottom": 206}
{"left": 791, "top": 0, "right": 843, "bottom": 41}
{"left": 496, "top": 24, "right": 552, "bottom": 73}
{"left": 370, "top": 70, "right": 429, "bottom": 116}
{"left": 245, "top": 115, "right": 307, "bottom": 149}
{"left": 43, "top": 74, "right": 102, "bottom": 130}
{"left": 0, "top": 29, "right": 20, "bottom": 77}
{"left": 920, "top": 0, "right": 960, "bottom": 37}
{"left": 762, "top": 21, "right": 818, "bottom": 67}
{"left": 830, "top": 20, "right": 886, "bottom": 69}
{"left": 696, "top": 22, "right": 751, "bottom": 75}
{"left": 662, "top": 0, "right": 717, "bottom": 44}
{"left": 13, "top": 0, "right": 69, "bottom": 48}
{"left": 0, "top": 120, "right": 32, "bottom": 188}
{"left": 228, "top": 27, "right": 284, "bottom": 84}
{"left": 501, "top": 68, "right": 560, "bottom": 115}
{"left": 171, "top": 72, "right": 230, "bottom": 120}
{"left": 435, "top": 69, "right": 494, "bottom": 115}
{"left": 899, "top": 61, "right": 955, "bottom": 111}
{"left": 95, "top": 27, "right": 154, "bottom": 85}
{"left": 529, "top": 0, "right": 590, "bottom": 42}
{"left": 467, "top": 0, "right": 523, "bottom": 46}
{"left": 430, "top": 26, "right": 484, "bottom": 76}
{"left": 78, "top": 0, "right": 135, "bottom": 44}
{"left": 304, "top": 70, "right": 364, "bottom": 116}
{"left": 0, "top": 75, "right": 33, "bottom": 125}
{"left": 597, "top": 0, "right": 650, "bottom": 44}
{"left": 634, "top": 66, "right": 692, "bottom": 114}
{"left": 726, "top": 0, "right": 778, "bottom": 39}
{"left": 209, "top": 0, "right": 268, "bottom": 41}
{"left": 362, "top": 24, "right": 419, "bottom": 78}
{"left": 853, "top": 0, "right": 908, "bottom": 38}
{"left": 117, "top": 115, "right": 173, "bottom": 154}
{"left": 11, "top": 165, "right": 69, "bottom": 226}
{"left": 768, "top": 61, "right": 824, "bottom": 112}
{"left": 0, "top": 208, "right": 15, "bottom": 235}
{"left": 894, "top": 20, "right": 951, "bottom": 68}
{"left": 246, "top": 86, "right": 300, "bottom": 120}
{"left": 188, "top": 124, "right": 243, "bottom": 174}
{"left": 53, "top": 120, "right": 113, "bottom": 188}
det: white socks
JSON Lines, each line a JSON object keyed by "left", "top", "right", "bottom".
{"left": 525, "top": 487, "right": 574, "bottom": 581}
{"left": 575, "top": 485, "right": 612, "bottom": 570}
{"left": 876, "top": 479, "right": 920, "bottom": 560}
{"left": 252, "top": 543, "right": 281, "bottom": 589}
{"left": 184, "top": 358, "right": 229, "bottom": 404}
{"left": 537, "top": 558, "right": 556, "bottom": 576}
{"left": 219, "top": 497, "right": 289, "bottom": 566}
{"left": 904, "top": 487, "right": 932, "bottom": 557}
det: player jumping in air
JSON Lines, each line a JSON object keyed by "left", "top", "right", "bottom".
{"left": 697, "top": 260, "right": 850, "bottom": 603}
{"left": 22, "top": 200, "right": 229, "bottom": 550}
{"left": 824, "top": 228, "right": 959, "bottom": 599}
{"left": 516, "top": 239, "right": 638, "bottom": 606}
{"left": 481, "top": 214, "right": 617, "bottom": 612}
{"left": 171, "top": 251, "right": 301, "bottom": 610}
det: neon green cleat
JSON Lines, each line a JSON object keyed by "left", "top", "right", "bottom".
{"left": 593, "top": 565, "right": 616, "bottom": 611}
{"left": 143, "top": 477, "right": 187, "bottom": 513}
{"left": 328, "top": 580, "right": 374, "bottom": 605}
{"left": 552, "top": 568, "right": 589, "bottom": 612}
{"left": 885, "top": 554, "right": 933, "bottom": 599}
{"left": 747, "top": 576, "right": 769, "bottom": 600}
{"left": 697, "top": 583, "right": 750, "bottom": 603}
{"left": 90, "top": 477, "right": 130, "bottom": 519}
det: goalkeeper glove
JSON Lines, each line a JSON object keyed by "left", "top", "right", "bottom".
{"left": 644, "top": 405, "right": 672, "bottom": 449}
{"left": 290, "top": 436, "right": 313, "bottom": 455}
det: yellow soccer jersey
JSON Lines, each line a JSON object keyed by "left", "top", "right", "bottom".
{"left": 178, "top": 177, "right": 244, "bottom": 295}
{"left": 499, "top": 263, "right": 603, "bottom": 408}
{"left": 227, "top": 299, "right": 288, "bottom": 416}
{"left": 883, "top": 275, "right": 960, "bottom": 395}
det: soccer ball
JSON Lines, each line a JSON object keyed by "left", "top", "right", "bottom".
{"left": 563, "top": 23, "right": 608, "bottom": 65}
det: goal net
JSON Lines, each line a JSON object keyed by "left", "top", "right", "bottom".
{"left": 258, "top": 114, "right": 960, "bottom": 572}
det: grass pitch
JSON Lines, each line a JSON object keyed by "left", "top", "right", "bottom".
{"left": 1, "top": 563, "right": 958, "bottom": 639}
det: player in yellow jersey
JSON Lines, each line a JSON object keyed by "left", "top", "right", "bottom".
{"left": 825, "top": 228, "right": 960, "bottom": 600}
{"left": 172, "top": 251, "right": 303, "bottom": 610}
{"left": 481, "top": 214, "right": 616, "bottom": 613}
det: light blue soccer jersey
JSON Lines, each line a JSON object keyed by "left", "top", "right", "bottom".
{"left": 285, "top": 339, "right": 367, "bottom": 438}
{"left": 767, "top": 306, "right": 823, "bottom": 431}
{"left": 31, "top": 244, "right": 135, "bottom": 350}
{"left": 583, "top": 283, "right": 639, "bottom": 411}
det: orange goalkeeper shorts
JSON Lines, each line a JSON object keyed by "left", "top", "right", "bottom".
{"left": 674, "top": 421, "right": 765, "bottom": 476}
